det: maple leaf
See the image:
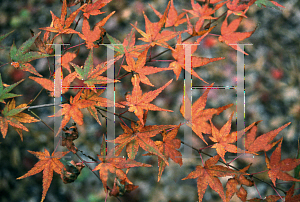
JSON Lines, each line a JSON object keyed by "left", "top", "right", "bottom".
{"left": 184, "top": 0, "right": 226, "bottom": 32}
{"left": 143, "top": 125, "right": 182, "bottom": 182}
{"left": 218, "top": 13, "right": 256, "bottom": 55}
{"left": 226, "top": 164, "right": 254, "bottom": 202}
{"left": 244, "top": 122, "right": 291, "bottom": 155}
{"left": 109, "top": 113, "right": 175, "bottom": 166}
{"left": 209, "top": 112, "right": 244, "bottom": 163}
{"left": 40, "top": 0, "right": 86, "bottom": 36}
{"left": 226, "top": 0, "right": 256, "bottom": 17}
{"left": 9, "top": 31, "right": 50, "bottom": 77}
{"left": 80, "top": 88, "right": 124, "bottom": 125}
{"left": 80, "top": 0, "right": 112, "bottom": 19}
{"left": 182, "top": 154, "right": 247, "bottom": 202}
{"left": 0, "top": 99, "right": 39, "bottom": 140}
{"left": 78, "top": 12, "right": 114, "bottom": 49}
{"left": 49, "top": 89, "right": 95, "bottom": 136}
{"left": 122, "top": 47, "right": 171, "bottom": 87}
{"left": 149, "top": 0, "right": 187, "bottom": 27}
{"left": 180, "top": 83, "right": 233, "bottom": 144}
{"left": 119, "top": 75, "right": 173, "bottom": 126}
{"left": 93, "top": 134, "right": 152, "bottom": 193}
{"left": 16, "top": 149, "right": 69, "bottom": 202}
{"left": 0, "top": 73, "right": 24, "bottom": 103}
{"left": 265, "top": 139, "right": 300, "bottom": 186}
{"left": 169, "top": 35, "right": 224, "bottom": 82}
{"left": 70, "top": 49, "right": 120, "bottom": 92}
{"left": 284, "top": 184, "right": 300, "bottom": 202}
{"left": 29, "top": 71, "right": 77, "bottom": 97}
{"left": 131, "top": 1, "right": 179, "bottom": 50}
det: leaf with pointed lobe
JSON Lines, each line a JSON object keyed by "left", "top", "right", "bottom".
{"left": 180, "top": 83, "right": 233, "bottom": 145}
{"left": 0, "top": 99, "right": 39, "bottom": 140}
{"left": 16, "top": 149, "right": 69, "bottom": 202}
{"left": 182, "top": 155, "right": 247, "bottom": 202}
{"left": 244, "top": 122, "right": 291, "bottom": 154}
{"left": 218, "top": 13, "right": 256, "bottom": 55}
{"left": 265, "top": 139, "right": 300, "bottom": 186}
{"left": 119, "top": 75, "right": 173, "bottom": 126}
{"left": 0, "top": 73, "right": 24, "bottom": 103}
{"left": 9, "top": 32, "right": 50, "bottom": 77}
{"left": 81, "top": 0, "right": 111, "bottom": 19}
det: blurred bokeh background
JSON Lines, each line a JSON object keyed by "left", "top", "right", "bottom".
{"left": 0, "top": 0, "right": 299, "bottom": 201}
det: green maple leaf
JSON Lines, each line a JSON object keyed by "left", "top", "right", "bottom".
{"left": 0, "top": 73, "right": 23, "bottom": 103}
{"left": 9, "top": 31, "right": 51, "bottom": 77}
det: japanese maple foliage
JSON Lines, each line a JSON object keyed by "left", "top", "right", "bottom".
{"left": 0, "top": 0, "right": 297, "bottom": 201}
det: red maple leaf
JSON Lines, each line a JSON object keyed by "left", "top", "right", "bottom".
{"left": 143, "top": 125, "right": 182, "bottom": 182}
{"left": 265, "top": 139, "right": 300, "bottom": 186}
{"left": 209, "top": 112, "right": 243, "bottom": 163}
{"left": 119, "top": 75, "right": 173, "bottom": 126}
{"left": 182, "top": 154, "right": 247, "bottom": 202}
{"left": 244, "top": 122, "right": 291, "bottom": 154}
{"left": 16, "top": 149, "right": 69, "bottom": 202}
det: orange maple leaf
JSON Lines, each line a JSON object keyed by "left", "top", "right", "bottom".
{"left": 180, "top": 83, "right": 233, "bottom": 144}
{"left": 0, "top": 99, "right": 39, "bottom": 141}
{"left": 209, "top": 112, "right": 243, "bottom": 163}
{"left": 93, "top": 134, "right": 152, "bottom": 193}
{"left": 131, "top": 1, "right": 179, "bottom": 50}
{"left": 119, "top": 75, "right": 173, "bottom": 126}
{"left": 244, "top": 122, "right": 291, "bottom": 154}
{"left": 16, "top": 149, "right": 69, "bottom": 202}
{"left": 265, "top": 139, "right": 300, "bottom": 186}
{"left": 78, "top": 12, "right": 114, "bottom": 49}
{"left": 169, "top": 35, "right": 224, "bottom": 82}
{"left": 149, "top": 0, "right": 187, "bottom": 27}
{"left": 184, "top": 0, "right": 226, "bottom": 32}
{"left": 49, "top": 89, "right": 95, "bottom": 135}
{"left": 81, "top": 0, "right": 111, "bottom": 19}
{"left": 143, "top": 125, "right": 182, "bottom": 182}
{"left": 226, "top": 0, "right": 256, "bottom": 17}
{"left": 182, "top": 154, "right": 247, "bottom": 202}
{"left": 218, "top": 13, "right": 256, "bottom": 55}
{"left": 40, "top": 0, "right": 86, "bottom": 36}
{"left": 29, "top": 71, "right": 77, "bottom": 97}
{"left": 122, "top": 47, "right": 171, "bottom": 87}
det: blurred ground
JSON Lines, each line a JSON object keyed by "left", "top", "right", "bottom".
{"left": 0, "top": 0, "right": 299, "bottom": 202}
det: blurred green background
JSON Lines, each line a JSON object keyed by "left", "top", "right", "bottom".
{"left": 0, "top": 0, "right": 300, "bottom": 201}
